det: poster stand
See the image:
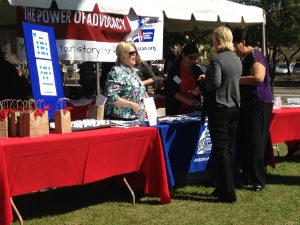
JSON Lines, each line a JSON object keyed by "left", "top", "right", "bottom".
{"left": 23, "top": 22, "right": 65, "bottom": 119}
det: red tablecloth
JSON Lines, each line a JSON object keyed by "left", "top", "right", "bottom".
{"left": 0, "top": 127, "right": 170, "bottom": 225}
{"left": 270, "top": 107, "right": 300, "bottom": 144}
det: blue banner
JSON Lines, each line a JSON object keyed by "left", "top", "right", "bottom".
{"left": 157, "top": 115, "right": 212, "bottom": 187}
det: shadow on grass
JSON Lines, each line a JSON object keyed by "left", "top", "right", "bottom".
{"left": 274, "top": 154, "right": 300, "bottom": 164}
{"left": 267, "top": 154, "right": 300, "bottom": 186}
{"left": 168, "top": 182, "right": 217, "bottom": 203}
{"left": 12, "top": 179, "right": 158, "bottom": 221}
{"left": 171, "top": 192, "right": 214, "bottom": 203}
{"left": 170, "top": 187, "right": 232, "bottom": 203}
{"left": 266, "top": 173, "right": 300, "bottom": 186}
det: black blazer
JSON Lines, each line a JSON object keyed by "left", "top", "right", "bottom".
{"left": 165, "top": 59, "right": 204, "bottom": 115}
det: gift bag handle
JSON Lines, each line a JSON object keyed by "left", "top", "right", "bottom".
{"left": 56, "top": 98, "right": 70, "bottom": 110}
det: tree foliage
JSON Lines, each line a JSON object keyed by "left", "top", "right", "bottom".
{"left": 163, "top": 28, "right": 213, "bottom": 64}
{"left": 163, "top": 0, "right": 300, "bottom": 86}
{"left": 233, "top": 0, "right": 300, "bottom": 81}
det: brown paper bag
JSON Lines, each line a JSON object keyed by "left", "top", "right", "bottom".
{"left": 19, "top": 111, "right": 44, "bottom": 137}
{"left": 8, "top": 111, "right": 20, "bottom": 137}
{"left": 19, "top": 99, "right": 44, "bottom": 137}
{"left": 37, "top": 99, "right": 50, "bottom": 135}
{"left": 7, "top": 100, "right": 21, "bottom": 137}
{"left": 86, "top": 104, "right": 104, "bottom": 120}
{"left": 41, "top": 110, "right": 50, "bottom": 135}
{"left": 54, "top": 98, "right": 72, "bottom": 134}
{"left": 0, "top": 117, "right": 8, "bottom": 138}
{"left": 0, "top": 101, "right": 9, "bottom": 138}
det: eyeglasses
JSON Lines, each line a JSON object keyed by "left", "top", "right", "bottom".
{"left": 128, "top": 51, "right": 138, "bottom": 56}
{"left": 188, "top": 56, "right": 198, "bottom": 60}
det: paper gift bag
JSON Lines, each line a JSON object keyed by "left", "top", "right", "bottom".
{"left": 8, "top": 100, "right": 21, "bottom": 137}
{"left": 86, "top": 104, "right": 104, "bottom": 120}
{"left": 19, "top": 100, "right": 44, "bottom": 137}
{"left": 8, "top": 111, "right": 20, "bottom": 137}
{"left": 0, "top": 115, "right": 8, "bottom": 138}
{"left": 19, "top": 111, "right": 44, "bottom": 137}
{"left": 85, "top": 94, "right": 106, "bottom": 120}
{"left": 0, "top": 101, "right": 9, "bottom": 138}
{"left": 54, "top": 98, "right": 72, "bottom": 134}
{"left": 41, "top": 110, "right": 50, "bottom": 135}
{"left": 37, "top": 99, "right": 50, "bottom": 135}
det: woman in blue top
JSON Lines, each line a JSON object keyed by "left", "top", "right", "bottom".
{"left": 104, "top": 42, "right": 147, "bottom": 120}
{"left": 233, "top": 28, "right": 273, "bottom": 192}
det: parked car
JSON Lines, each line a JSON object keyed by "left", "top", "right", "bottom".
{"left": 292, "top": 62, "right": 300, "bottom": 73}
{"left": 290, "top": 63, "right": 295, "bottom": 71}
{"left": 275, "top": 63, "right": 288, "bottom": 74}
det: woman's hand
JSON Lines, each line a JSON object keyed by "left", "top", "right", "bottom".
{"left": 129, "top": 101, "right": 140, "bottom": 113}
{"left": 187, "top": 98, "right": 200, "bottom": 107}
{"left": 198, "top": 74, "right": 206, "bottom": 81}
{"left": 188, "top": 87, "right": 200, "bottom": 95}
{"left": 114, "top": 98, "right": 140, "bottom": 113}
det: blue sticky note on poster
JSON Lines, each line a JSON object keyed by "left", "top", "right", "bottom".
{"left": 23, "top": 22, "right": 64, "bottom": 120}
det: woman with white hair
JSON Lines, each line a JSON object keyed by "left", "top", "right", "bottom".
{"left": 104, "top": 42, "right": 147, "bottom": 120}
{"left": 199, "top": 26, "right": 242, "bottom": 203}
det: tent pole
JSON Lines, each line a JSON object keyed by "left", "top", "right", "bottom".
{"left": 262, "top": 11, "right": 267, "bottom": 56}
{"left": 96, "top": 62, "right": 100, "bottom": 95}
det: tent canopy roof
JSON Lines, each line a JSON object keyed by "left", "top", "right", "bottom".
{"left": 7, "top": 0, "right": 265, "bottom": 31}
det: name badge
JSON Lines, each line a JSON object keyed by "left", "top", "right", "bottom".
{"left": 173, "top": 75, "right": 181, "bottom": 84}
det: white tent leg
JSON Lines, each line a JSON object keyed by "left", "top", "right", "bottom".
{"left": 11, "top": 197, "right": 24, "bottom": 225}
{"left": 96, "top": 63, "right": 100, "bottom": 96}
{"left": 262, "top": 12, "right": 267, "bottom": 55}
{"left": 122, "top": 176, "right": 135, "bottom": 206}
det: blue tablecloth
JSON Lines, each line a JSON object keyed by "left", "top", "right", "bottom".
{"left": 156, "top": 114, "right": 212, "bottom": 187}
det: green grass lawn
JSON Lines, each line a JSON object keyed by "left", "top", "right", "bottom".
{"left": 12, "top": 144, "right": 300, "bottom": 225}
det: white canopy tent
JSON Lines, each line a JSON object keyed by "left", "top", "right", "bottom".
{"left": 6, "top": 0, "right": 265, "bottom": 29}
{"left": 1, "top": 0, "right": 267, "bottom": 94}
{"left": 4, "top": 0, "right": 266, "bottom": 52}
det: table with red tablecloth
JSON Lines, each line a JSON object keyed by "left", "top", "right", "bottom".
{"left": 0, "top": 127, "right": 170, "bottom": 225}
{"left": 270, "top": 107, "right": 300, "bottom": 144}
{"left": 269, "top": 107, "right": 300, "bottom": 161}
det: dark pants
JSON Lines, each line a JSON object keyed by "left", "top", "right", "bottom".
{"left": 208, "top": 106, "right": 240, "bottom": 199}
{"left": 238, "top": 102, "right": 273, "bottom": 187}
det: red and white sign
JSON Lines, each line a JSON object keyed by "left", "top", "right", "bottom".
{"left": 17, "top": 5, "right": 164, "bottom": 62}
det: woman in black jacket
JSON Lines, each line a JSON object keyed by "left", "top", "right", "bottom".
{"left": 165, "top": 43, "right": 204, "bottom": 115}
{"left": 200, "top": 26, "right": 242, "bottom": 203}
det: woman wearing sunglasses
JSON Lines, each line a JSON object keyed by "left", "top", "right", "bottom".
{"left": 165, "top": 43, "right": 205, "bottom": 115}
{"left": 104, "top": 42, "right": 147, "bottom": 120}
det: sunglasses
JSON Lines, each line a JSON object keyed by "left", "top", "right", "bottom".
{"left": 128, "top": 51, "right": 138, "bottom": 56}
{"left": 188, "top": 56, "right": 198, "bottom": 60}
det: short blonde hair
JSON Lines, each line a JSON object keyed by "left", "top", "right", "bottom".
{"left": 212, "top": 26, "right": 234, "bottom": 52}
{"left": 116, "top": 42, "right": 137, "bottom": 63}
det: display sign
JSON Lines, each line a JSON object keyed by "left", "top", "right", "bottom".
{"left": 143, "top": 97, "right": 158, "bottom": 126}
{"left": 17, "top": 5, "right": 164, "bottom": 62}
{"left": 23, "top": 22, "right": 65, "bottom": 119}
